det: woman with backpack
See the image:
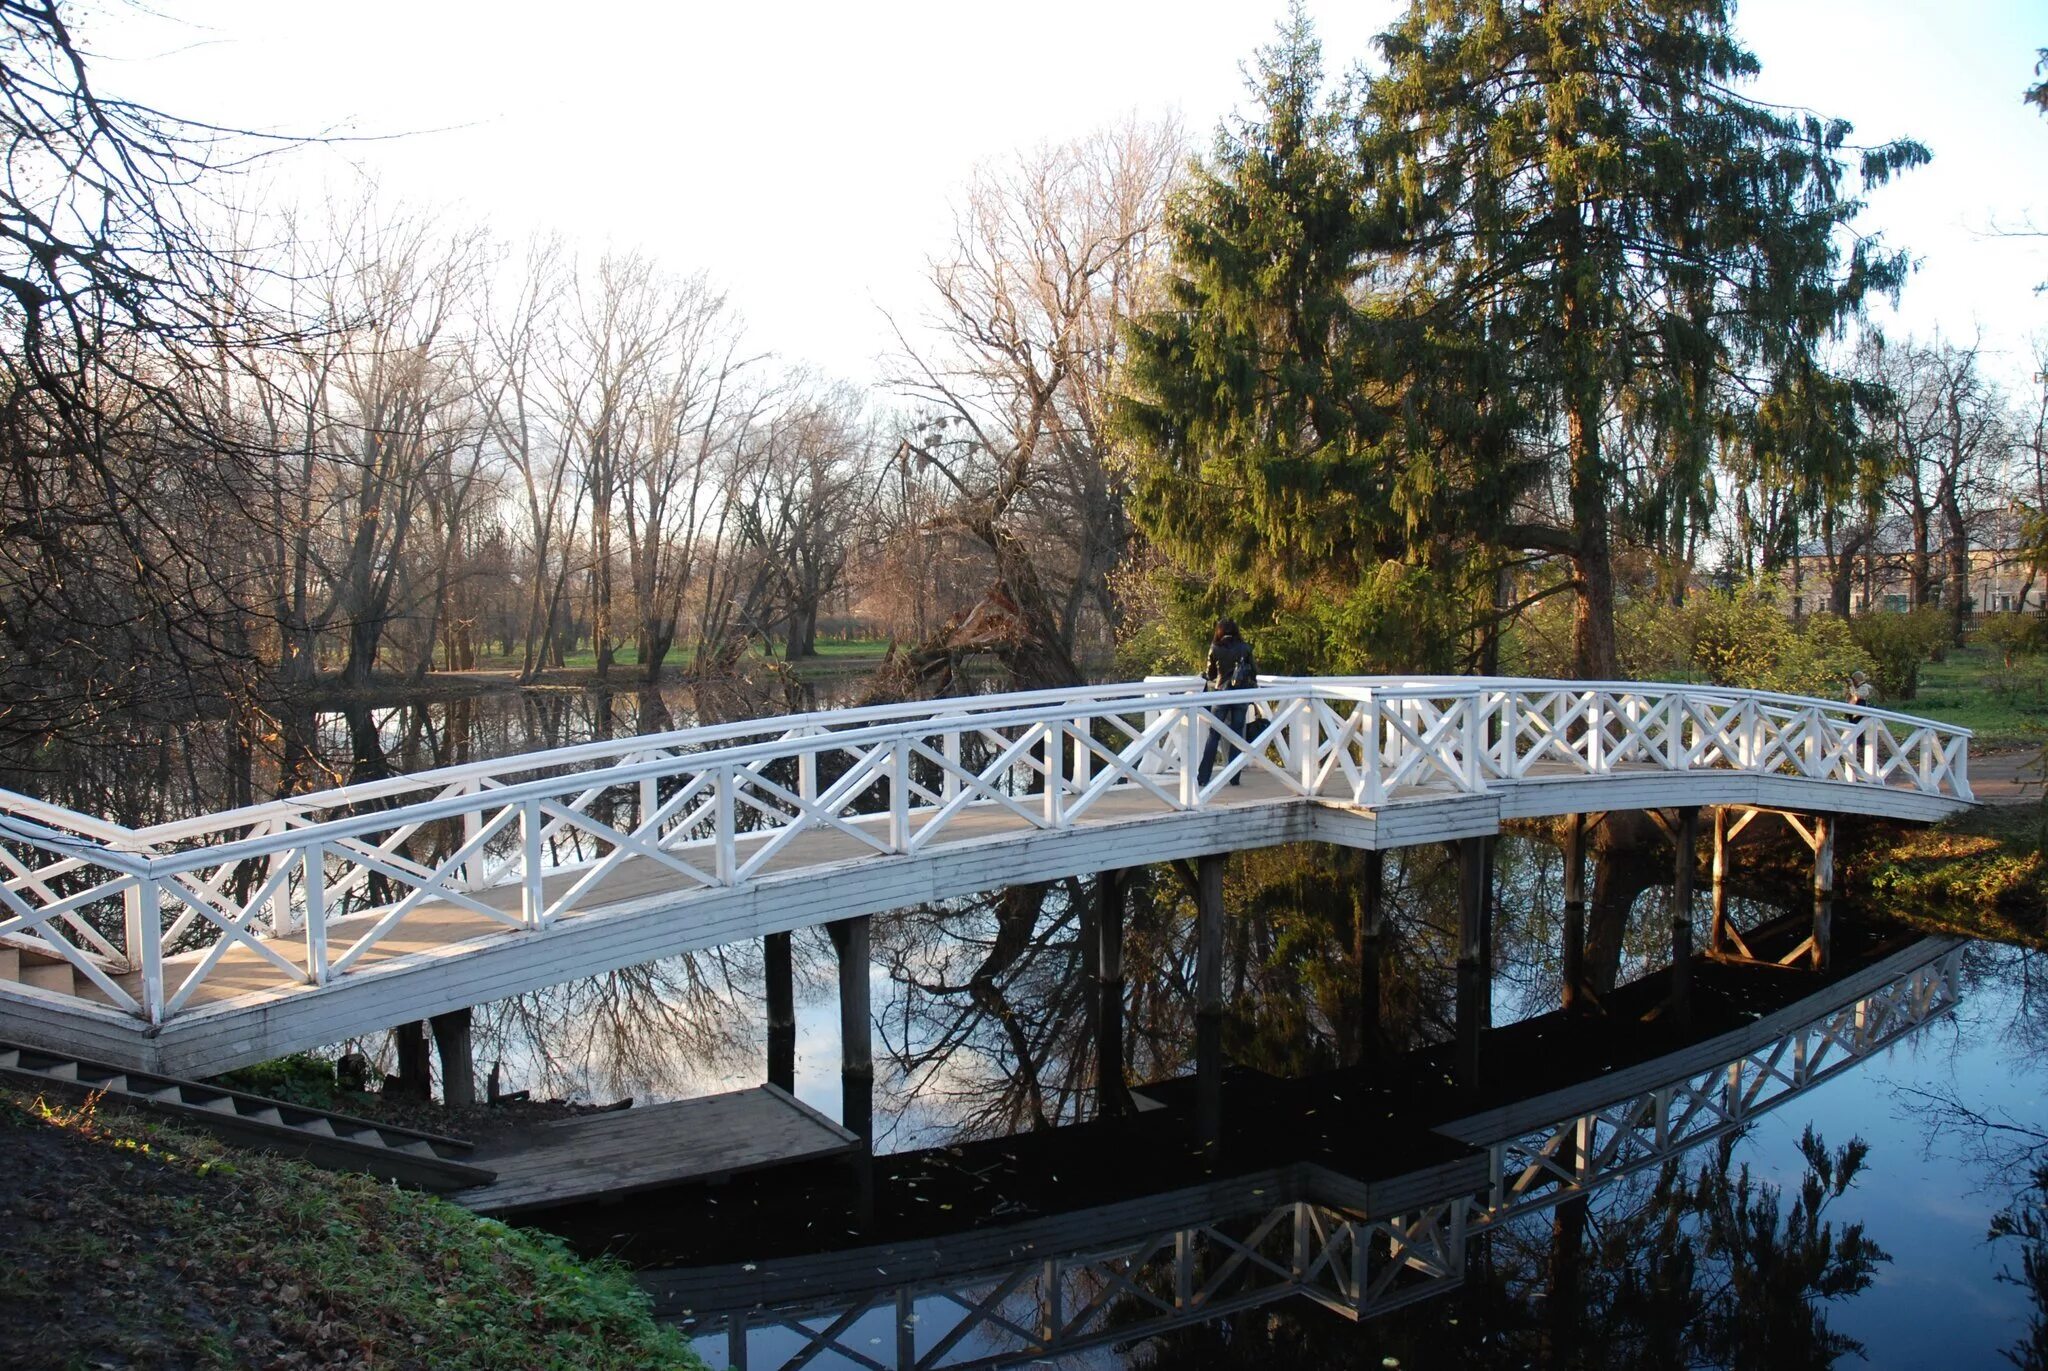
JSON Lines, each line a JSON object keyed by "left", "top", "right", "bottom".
{"left": 1196, "top": 619, "right": 1257, "bottom": 788}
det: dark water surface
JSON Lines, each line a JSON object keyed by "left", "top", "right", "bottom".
{"left": 4, "top": 685, "right": 2044, "bottom": 1367}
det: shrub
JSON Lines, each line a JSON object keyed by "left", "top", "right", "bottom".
{"left": 1978, "top": 612, "right": 2046, "bottom": 668}
{"left": 1848, "top": 607, "right": 1946, "bottom": 701}
{"left": 1611, "top": 588, "right": 1874, "bottom": 699}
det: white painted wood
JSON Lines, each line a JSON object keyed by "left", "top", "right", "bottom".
{"left": 0, "top": 677, "right": 1976, "bottom": 1070}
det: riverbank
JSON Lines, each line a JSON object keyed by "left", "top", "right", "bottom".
{"left": 0, "top": 1087, "right": 703, "bottom": 1370}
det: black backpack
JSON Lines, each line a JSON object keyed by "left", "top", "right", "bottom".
{"left": 1225, "top": 644, "right": 1257, "bottom": 690}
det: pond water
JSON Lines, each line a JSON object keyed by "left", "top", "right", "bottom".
{"left": 3, "top": 684, "right": 2043, "bottom": 1367}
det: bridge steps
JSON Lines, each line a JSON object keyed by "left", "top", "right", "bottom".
{"left": 0, "top": 1040, "right": 496, "bottom": 1191}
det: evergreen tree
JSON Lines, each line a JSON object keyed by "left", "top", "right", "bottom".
{"left": 1363, "top": 0, "right": 1926, "bottom": 676}
{"left": 1117, "top": 9, "right": 1517, "bottom": 672}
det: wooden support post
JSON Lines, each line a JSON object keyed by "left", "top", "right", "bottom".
{"left": 1812, "top": 814, "right": 1834, "bottom": 972}
{"left": 1196, "top": 856, "right": 1225, "bottom": 1020}
{"left": 1356, "top": 850, "right": 1385, "bottom": 1063}
{"left": 429, "top": 1008, "right": 475, "bottom": 1107}
{"left": 1561, "top": 814, "right": 1586, "bottom": 1013}
{"left": 1710, "top": 807, "right": 1729, "bottom": 958}
{"left": 1196, "top": 855, "right": 1225, "bottom": 1143}
{"left": 765, "top": 930, "right": 795, "bottom": 1093}
{"left": 390, "top": 1020, "right": 432, "bottom": 1101}
{"left": 1095, "top": 870, "right": 1130, "bottom": 1118}
{"left": 1669, "top": 806, "right": 1698, "bottom": 1023}
{"left": 827, "top": 916, "right": 873, "bottom": 1143}
{"left": 1456, "top": 837, "right": 1489, "bottom": 1089}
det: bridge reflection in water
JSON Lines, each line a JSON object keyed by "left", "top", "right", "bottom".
{"left": 587, "top": 926, "right": 1959, "bottom": 1370}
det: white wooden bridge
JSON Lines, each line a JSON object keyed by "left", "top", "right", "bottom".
{"left": 0, "top": 677, "right": 1973, "bottom": 1077}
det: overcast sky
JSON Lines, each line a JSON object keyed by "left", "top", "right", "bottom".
{"left": 89, "top": 0, "right": 2048, "bottom": 393}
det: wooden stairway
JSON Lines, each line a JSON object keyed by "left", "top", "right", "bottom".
{"left": 0, "top": 1040, "right": 496, "bottom": 1191}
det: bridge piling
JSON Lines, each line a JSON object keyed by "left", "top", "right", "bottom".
{"left": 1668, "top": 806, "right": 1698, "bottom": 1024}
{"left": 1355, "top": 850, "right": 1385, "bottom": 1062}
{"left": 1710, "top": 807, "right": 1729, "bottom": 957}
{"left": 429, "top": 1008, "right": 475, "bottom": 1107}
{"left": 1812, "top": 815, "right": 1834, "bottom": 972}
{"left": 764, "top": 931, "right": 795, "bottom": 1094}
{"left": 1094, "top": 870, "right": 1130, "bottom": 1118}
{"left": 1196, "top": 856, "right": 1225, "bottom": 1143}
{"left": 1456, "top": 837, "right": 1491, "bottom": 1088}
{"left": 1561, "top": 814, "right": 1587, "bottom": 1012}
{"left": 827, "top": 916, "right": 874, "bottom": 1143}
{"left": 390, "top": 1020, "right": 431, "bottom": 1100}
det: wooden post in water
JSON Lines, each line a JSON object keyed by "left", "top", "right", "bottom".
{"left": 1095, "top": 870, "right": 1130, "bottom": 1118}
{"left": 827, "top": 916, "right": 873, "bottom": 1144}
{"left": 1355, "top": 850, "right": 1385, "bottom": 1063}
{"left": 1811, "top": 815, "right": 1834, "bottom": 972}
{"left": 1669, "top": 806, "right": 1698, "bottom": 1023}
{"left": 429, "top": 1008, "right": 475, "bottom": 1107}
{"left": 1561, "top": 814, "right": 1587, "bottom": 1012}
{"left": 1196, "top": 855, "right": 1225, "bottom": 1143}
{"left": 391, "top": 1020, "right": 432, "bottom": 1100}
{"left": 765, "top": 931, "right": 795, "bottom": 1094}
{"left": 1709, "top": 807, "right": 1729, "bottom": 958}
{"left": 1456, "top": 837, "right": 1490, "bottom": 1089}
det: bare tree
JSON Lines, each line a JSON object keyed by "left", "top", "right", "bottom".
{"left": 885, "top": 119, "right": 1181, "bottom": 688}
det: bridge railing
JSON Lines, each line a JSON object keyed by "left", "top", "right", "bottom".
{"left": 0, "top": 678, "right": 1972, "bottom": 1026}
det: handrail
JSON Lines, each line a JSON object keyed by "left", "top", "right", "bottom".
{"left": 0, "top": 677, "right": 1974, "bottom": 1030}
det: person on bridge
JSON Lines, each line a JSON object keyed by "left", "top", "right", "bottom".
{"left": 1197, "top": 619, "right": 1258, "bottom": 788}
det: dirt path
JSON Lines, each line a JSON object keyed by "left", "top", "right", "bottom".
{"left": 1971, "top": 746, "right": 2043, "bottom": 806}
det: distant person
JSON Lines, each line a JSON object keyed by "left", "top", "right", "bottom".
{"left": 1197, "top": 619, "right": 1257, "bottom": 788}
{"left": 1846, "top": 670, "right": 1874, "bottom": 707}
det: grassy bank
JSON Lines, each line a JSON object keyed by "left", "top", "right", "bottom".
{"left": 1848, "top": 803, "right": 2048, "bottom": 946}
{"left": 0, "top": 1089, "right": 702, "bottom": 1371}
{"left": 1907, "top": 646, "right": 2048, "bottom": 747}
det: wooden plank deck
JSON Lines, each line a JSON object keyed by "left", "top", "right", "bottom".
{"left": 454, "top": 1085, "right": 859, "bottom": 1217}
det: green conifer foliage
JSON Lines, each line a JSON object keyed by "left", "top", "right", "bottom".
{"left": 1363, "top": 0, "right": 1926, "bottom": 676}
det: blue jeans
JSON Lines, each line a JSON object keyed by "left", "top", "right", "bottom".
{"left": 1197, "top": 701, "right": 1248, "bottom": 786}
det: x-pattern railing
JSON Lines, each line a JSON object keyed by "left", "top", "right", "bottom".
{"left": 1478, "top": 942, "right": 1963, "bottom": 1222}
{"left": 0, "top": 678, "right": 1972, "bottom": 1026}
{"left": 704, "top": 1195, "right": 1473, "bottom": 1371}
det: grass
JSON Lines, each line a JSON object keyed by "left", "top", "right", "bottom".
{"left": 0, "top": 1088, "right": 704, "bottom": 1371}
{"left": 1847, "top": 803, "right": 2048, "bottom": 946}
{"left": 1903, "top": 646, "right": 2048, "bottom": 748}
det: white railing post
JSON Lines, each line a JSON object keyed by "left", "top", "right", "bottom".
{"left": 1294, "top": 694, "right": 1318, "bottom": 793}
{"left": 1072, "top": 714, "right": 1092, "bottom": 793}
{"left": 1180, "top": 707, "right": 1200, "bottom": 808}
{"left": 266, "top": 845, "right": 297, "bottom": 934}
{"left": 1359, "top": 695, "right": 1386, "bottom": 806}
{"left": 1952, "top": 738, "right": 1971, "bottom": 800}
{"left": 1665, "top": 692, "right": 1685, "bottom": 771}
{"left": 1042, "top": 723, "right": 1064, "bottom": 826}
{"left": 890, "top": 739, "right": 912, "bottom": 849}
{"left": 303, "top": 844, "right": 328, "bottom": 986}
{"left": 800, "top": 744, "right": 819, "bottom": 805}
{"left": 1460, "top": 691, "right": 1483, "bottom": 791}
{"left": 1586, "top": 692, "right": 1604, "bottom": 773}
{"left": 461, "top": 802, "right": 483, "bottom": 892}
{"left": 124, "top": 877, "right": 164, "bottom": 1026}
{"left": 716, "top": 767, "right": 738, "bottom": 883}
{"left": 520, "top": 797, "right": 544, "bottom": 928}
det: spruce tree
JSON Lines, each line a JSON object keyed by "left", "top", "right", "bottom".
{"left": 1363, "top": 0, "right": 1926, "bottom": 676}
{"left": 1117, "top": 10, "right": 1516, "bottom": 671}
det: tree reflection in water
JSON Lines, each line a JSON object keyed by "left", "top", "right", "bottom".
{"left": 1113, "top": 1130, "right": 1884, "bottom": 1371}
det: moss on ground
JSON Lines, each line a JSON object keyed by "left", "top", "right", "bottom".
{"left": 0, "top": 1088, "right": 703, "bottom": 1370}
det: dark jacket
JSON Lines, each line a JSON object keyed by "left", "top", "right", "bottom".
{"left": 1204, "top": 637, "right": 1255, "bottom": 692}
